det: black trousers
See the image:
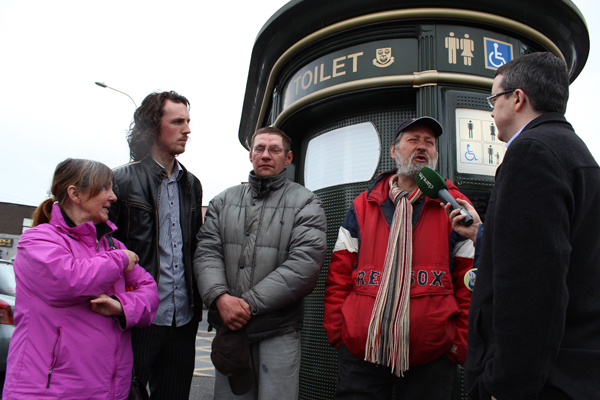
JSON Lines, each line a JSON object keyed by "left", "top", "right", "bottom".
{"left": 335, "top": 344, "right": 455, "bottom": 400}
{"left": 132, "top": 314, "right": 200, "bottom": 400}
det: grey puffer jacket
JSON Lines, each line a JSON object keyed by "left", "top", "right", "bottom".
{"left": 194, "top": 170, "right": 327, "bottom": 343}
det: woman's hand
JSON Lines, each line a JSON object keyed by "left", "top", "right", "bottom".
{"left": 90, "top": 294, "right": 124, "bottom": 317}
{"left": 121, "top": 250, "right": 139, "bottom": 273}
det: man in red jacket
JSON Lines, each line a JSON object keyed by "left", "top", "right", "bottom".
{"left": 323, "top": 117, "right": 474, "bottom": 399}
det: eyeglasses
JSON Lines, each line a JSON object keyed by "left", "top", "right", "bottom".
{"left": 251, "top": 145, "right": 288, "bottom": 155}
{"left": 487, "top": 89, "right": 516, "bottom": 108}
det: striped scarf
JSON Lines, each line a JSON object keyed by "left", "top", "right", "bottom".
{"left": 365, "top": 174, "right": 421, "bottom": 377}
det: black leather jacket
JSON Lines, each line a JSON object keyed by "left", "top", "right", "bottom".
{"left": 109, "top": 156, "right": 203, "bottom": 314}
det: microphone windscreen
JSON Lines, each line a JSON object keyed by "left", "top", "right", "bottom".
{"left": 416, "top": 167, "right": 449, "bottom": 199}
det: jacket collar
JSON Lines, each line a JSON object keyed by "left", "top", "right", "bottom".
{"left": 519, "top": 112, "right": 569, "bottom": 137}
{"left": 50, "top": 203, "right": 118, "bottom": 246}
{"left": 140, "top": 155, "right": 188, "bottom": 177}
{"left": 248, "top": 169, "right": 287, "bottom": 198}
{"left": 140, "top": 155, "right": 167, "bottom": 177}
{"left": 140, "top": 155, "right": 191, "bottom": 192}
{"left": 366, "top": 168, "right": 462, "bottom": 205}
{"left": 366, "top": 169, "right": 397, "bottom": 204}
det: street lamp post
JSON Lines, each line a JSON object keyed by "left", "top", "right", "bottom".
{"left": 94, "top": 82, "right": 137, "bottom": 108}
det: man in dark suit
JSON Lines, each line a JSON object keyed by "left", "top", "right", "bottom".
{"left": 456, "top": 52, "right": 600, "bottom": 400}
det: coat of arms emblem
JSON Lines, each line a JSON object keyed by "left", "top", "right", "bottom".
{"left": 373, "top": 47, "right": 394, "bottom": 68}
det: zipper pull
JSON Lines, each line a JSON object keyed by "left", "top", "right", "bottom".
{"left": 47, "top": 367, "right": 53, "bottom": 388}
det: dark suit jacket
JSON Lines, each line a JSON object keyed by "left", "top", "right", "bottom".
{"left": 466, "top": 113, "right": 600, "bottom": 400}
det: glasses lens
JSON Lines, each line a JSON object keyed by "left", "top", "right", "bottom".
{"left": 253, "top": 146, "right": 284, "bottom": 155}
{"left": 487, "top": 90, "right": 515, "bottom": 109}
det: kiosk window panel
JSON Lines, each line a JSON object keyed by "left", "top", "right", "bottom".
{"left": 304, "top": 122, "right": 380, "bottom": 191}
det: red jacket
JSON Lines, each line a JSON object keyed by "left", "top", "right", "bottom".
{"left": 323, "top": 171, "right": 474, "bottom": 366}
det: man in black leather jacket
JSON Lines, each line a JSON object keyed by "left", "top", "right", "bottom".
{"left": 109, "top": 91, "right": 203, "bottom": 400}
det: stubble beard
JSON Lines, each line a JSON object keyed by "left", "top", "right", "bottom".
{"left": 168, "top": 141, "right": 187, "bottom": 157}
{"left": 396, "top": 150, "right": 438, "bottom": 179}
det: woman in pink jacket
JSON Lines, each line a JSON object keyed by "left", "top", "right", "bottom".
{"left": 3, "top": 159, "right": 160, "bottom": 400}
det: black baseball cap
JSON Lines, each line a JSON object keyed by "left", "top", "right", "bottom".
{"left": 392, "top": 117, "right": 443, "bottom": 143}
{"left": 211, "top": 326, "right": 254, "bottom": 395}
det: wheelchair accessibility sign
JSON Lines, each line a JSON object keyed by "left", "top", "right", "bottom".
{"left": 484, "top": 38, "right": 513, "bottom": 70}
{"left": 455, "top": 108, "right": 506, "bottom": 176}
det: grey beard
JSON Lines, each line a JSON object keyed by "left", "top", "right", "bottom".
{"left": 396, "top": 151, "right": 438, "bottom": 179}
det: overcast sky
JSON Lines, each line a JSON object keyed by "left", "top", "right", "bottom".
{"left": 0, "top": 0, "right": 598, "bottom": 207}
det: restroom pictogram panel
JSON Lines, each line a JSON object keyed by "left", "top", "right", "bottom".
{"left": 455, "top": 108, "right": 505, "bottom": 176}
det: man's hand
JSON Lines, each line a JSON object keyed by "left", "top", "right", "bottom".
{"left": 121, "top": 250, "right": 139, "bottom": 273}
{"left": 90, "top": 294, "right": 124, "bottom": 317}
{"left": 215, "top": 293, "right": 251, "bottom": 331}
{"left": 443, "top": 198, "right": 481, "bottom": 243}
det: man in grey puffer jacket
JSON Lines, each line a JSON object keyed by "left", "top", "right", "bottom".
{"left": 194, "top": 126, "right": 327, "bottom": 400}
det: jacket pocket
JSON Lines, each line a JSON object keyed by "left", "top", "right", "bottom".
{"left": 124, "top": 198, "right": 154, "bottom": 240}
{"left": 47, "top": 326, "right": 62, "bottom": 388}
{"left": 340, "top": 292, "right": 376, "bottom": 360}
{"left": 408, "top": 294, "right": 460, "bottom": 365}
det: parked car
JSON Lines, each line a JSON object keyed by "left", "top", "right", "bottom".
{"left": 0, "top": 294, "right": 15, "bottom": 374}
{"left": 0, "top": 260, "right": 16, "bottom": 296}
{"left": 0, "top": 260, "right": 16, "bottom": 392}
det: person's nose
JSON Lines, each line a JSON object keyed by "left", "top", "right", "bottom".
{"left": 108, "top": 189, "right": 117, "bottom": 202}
{"left": 261, "top": 150, "right": 273, "bottom": 160}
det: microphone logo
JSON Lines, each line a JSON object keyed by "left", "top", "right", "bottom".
{"left": 418, "top": 172, "right": 434, "bottom": 190}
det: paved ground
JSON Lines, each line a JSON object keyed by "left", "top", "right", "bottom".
{"left": 190, "top": 308, "right": 215, "bottom": 399}
{"left": 194, "top": 309, "right": 215, "bottom": 378}
{"left": 190, "top": 375, "right": 215, "bottom": 400}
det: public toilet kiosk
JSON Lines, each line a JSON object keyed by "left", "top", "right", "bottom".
{"left": 238, "top": 1, "right": 589, "bottom": 398}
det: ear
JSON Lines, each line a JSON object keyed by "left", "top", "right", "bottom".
{"left": 249, "top": 149, "right": 254, "bottom": 163}
{"left": 285, "top": 150, "right": 293, "bottom": 165}
{"left": 67, "top": 185, "right": 81, "bottom": 205}
{"left": 390, "top": 143, "right": 397, "bottom": 160}
{"left": 514, "top": 89, "right": 527, "bottom": 112}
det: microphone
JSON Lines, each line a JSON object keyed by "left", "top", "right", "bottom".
{"left": 416, "top": 167, "right": 474, "bottom": 227}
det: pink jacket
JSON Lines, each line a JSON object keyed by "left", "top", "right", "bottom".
{"left": 3, "top": 203, "right": 159, "bottom": 400}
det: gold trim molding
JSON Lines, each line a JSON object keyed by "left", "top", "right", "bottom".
{"left": 273, "top": 71, "right": 494, "bottom": 126}
{"left": 258, "top": 8, "right": 562, "bottom": 131}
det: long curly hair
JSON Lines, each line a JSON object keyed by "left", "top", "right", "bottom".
{"left": 126, "top": 91, "right": 190, "bottom": 161}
